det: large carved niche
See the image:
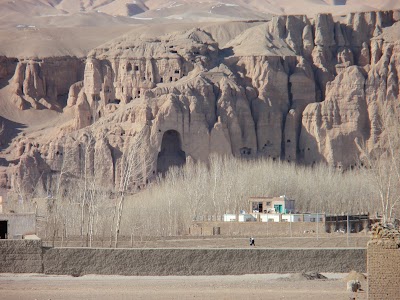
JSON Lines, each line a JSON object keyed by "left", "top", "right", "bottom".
{"left": 157, "top": 130, "right": 186, "bottom": 175}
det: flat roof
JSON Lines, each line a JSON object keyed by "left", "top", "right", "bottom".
{"left": 0, "top": 212, "right": 36, "bottom": 216}
{"left": 249, "top": 197, "right": 293, "bottom": 200}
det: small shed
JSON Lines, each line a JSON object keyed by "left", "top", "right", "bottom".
{"left": 0, "top": 212, "right": 36, "bottom": 239}
{"left": 0, "top": 198, "right": 36, "bottom": 239}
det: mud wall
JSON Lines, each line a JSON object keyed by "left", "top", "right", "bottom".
{"left": 43, "top": 247, "right": 366, "bottom": 276}
{"left": 0, "top": 239, "right": 43, "bottom": 273}
{"left": 0, "top": 241, "right": 366, "bottom": 275}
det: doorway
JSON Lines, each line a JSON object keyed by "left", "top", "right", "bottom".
{"left": 0, "top": 220, "right": 8, "bottom": 239}
{"left": 274, "top": 204, "right": 283, "bottom": 213}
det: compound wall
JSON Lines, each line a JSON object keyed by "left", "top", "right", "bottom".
{"left": 43, "top": 247, "right": 366, "bottom": 276}
{"left": 0, "top": 239, "right": 43, "bottom": 273}
{"left": 0, "top": 240, "right": 367, "bottom": 276}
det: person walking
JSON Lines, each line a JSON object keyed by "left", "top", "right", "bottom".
{"left": 249, "top": 237, "right": 255, "bottom": 246}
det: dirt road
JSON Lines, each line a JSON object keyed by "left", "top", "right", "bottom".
{"left": 42, "top": 235, "right": 370, "bottom": 249}
{"left": 0, "top": 273, "right": 367, "bottom": 300}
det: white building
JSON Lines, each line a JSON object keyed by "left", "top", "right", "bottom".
{"left": 222, "top": 196, "right": 325, "bottom": 223}
{"left": 223, "top": 214, "right": 257, "bottom": 222}
{"left": 250, "top": 195, "right": 295, "bottom": 214}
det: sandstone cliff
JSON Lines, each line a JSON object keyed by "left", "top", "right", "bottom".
{"left": 1, "top": 10, "right": 400, "bottom": 193}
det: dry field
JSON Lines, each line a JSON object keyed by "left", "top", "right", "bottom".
{"left": 0, "top": 273, "right": 367, "bottom": 300}
{"left": 42, "top": 235, "right": 371, "bottom": 249}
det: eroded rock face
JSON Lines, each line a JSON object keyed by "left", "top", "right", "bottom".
{"left": 300, "top": 66, "right": 369, "bottom": 167}
{"left": 9, "top": 57, "right": 84, "bottom": 110}
{"left": 2, "top": 11, "right": 400, "bottom": 192}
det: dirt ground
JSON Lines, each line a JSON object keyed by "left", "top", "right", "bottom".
{"left": 0, "top": 273, "right": 367, "bottom": 300}
{"left": 42, "top": 235, "right": 371, "bottom": 249}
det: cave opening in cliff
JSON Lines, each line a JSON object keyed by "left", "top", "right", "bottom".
{"left": 157, "top": 130, "right": 186, "bottom": 175}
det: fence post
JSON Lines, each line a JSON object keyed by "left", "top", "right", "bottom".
{"left": 347, "top": 213, "right": 349, "bottom": 247}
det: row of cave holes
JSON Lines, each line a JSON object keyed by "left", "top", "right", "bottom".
{"left": 125, "top": 68, "right": 152, "bottom": 81}
{"left": 240, "top": 147, "right": 283, "bottom": 164}
{"left": 102, "top": 87, "right": 141, "bottom": 101}
{"left": 168, "top": 45, "right": 200, "bottom": 56}
{"left": 126, "top": 63, "right": 139, "bottom": 72}
{"left": 120, "top": 87, "right": 140, "bottom": 101}
{"left": 19, "top": 142, "right": 41, "bottom": 154}
{"left": 126, "top": 63, "right": 182, "bottom": 83}
{"left": 343, "top": 162, "right": 365, "bottom": 170}
{"left": 126, "top": 63, "right": 181, "bottom": 75}
{"left": 100, "top": 86, "right": 152, "bottom": 102}
{"left": 160, "top": 73, "right": 180, "bottom": 83}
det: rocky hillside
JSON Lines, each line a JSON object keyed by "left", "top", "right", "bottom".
{"left": 0, "top": 10, "right": 400, "bottom": 194}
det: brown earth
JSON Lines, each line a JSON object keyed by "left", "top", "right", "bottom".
{"left": 0, "top": 273, "right": 367, "bottom": 300}
{"left": 2, "top": 0, "right": 399, "bottom": 21}
{"left": 42, "top": 235, "right": 371, "bottom": 248}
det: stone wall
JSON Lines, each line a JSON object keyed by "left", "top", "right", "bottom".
{"left": 189, "top": 221, "right": 326, "bottom": 237}
{"left": 43, "top": 247, "right": 366, "bottom": 276}
{"left": 0, "top": 239, "right": 43, "bottom": 273}
{"left": 0, "top": 241, "right": 366, "bottom": 276}
{"left": 367, "top": 240, "right": 400, "bottom": 299}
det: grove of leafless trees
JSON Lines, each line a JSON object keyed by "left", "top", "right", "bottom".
{"left": 120, "top": 156, "right": 381, "bottom": 238}
{"left": 6, "top": 104, "right": 400, "bottom": 246}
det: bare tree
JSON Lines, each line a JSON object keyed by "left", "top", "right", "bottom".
{"left": 111, "top": 125, "right": 153, "bottom": 247}
{"left": 356, "top": 100, "right": 400, "bottom": 224}
{"left": 37, "top": 134, "right": 383, "bottom": 243}
{"left": 0, "top": 122, "right": 4, "bottom": 138}
{"left": 74, "top": 132, "right": 95, "bottom": 244}
{"left": 126, "top": 154, "right": 379, "bottom": 237}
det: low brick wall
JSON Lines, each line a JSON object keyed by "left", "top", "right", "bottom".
{"left": 43, "top": 247, "right": 366, "bottom": 276}
{"left": 0, "top": 239, "right": 43, "bottom": 273}
{"left": 0, "top": 240, "right": 367, "bottom": 276}
{"left": 367, "top": 240, "right": 400, "bottom": 299}
{"left": 190, "top": 221, "right": 326, "bottom": 237}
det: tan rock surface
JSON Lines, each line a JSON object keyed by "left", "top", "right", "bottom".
{"left": 300, "top": 66, "right": 369, "bottom": 167}
{"left": 0, "top": 7, "right": 400, "bottom": 192}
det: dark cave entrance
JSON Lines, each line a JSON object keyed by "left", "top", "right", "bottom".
{"left": 157, "top": 130, "right": 186, "bottom": 175}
